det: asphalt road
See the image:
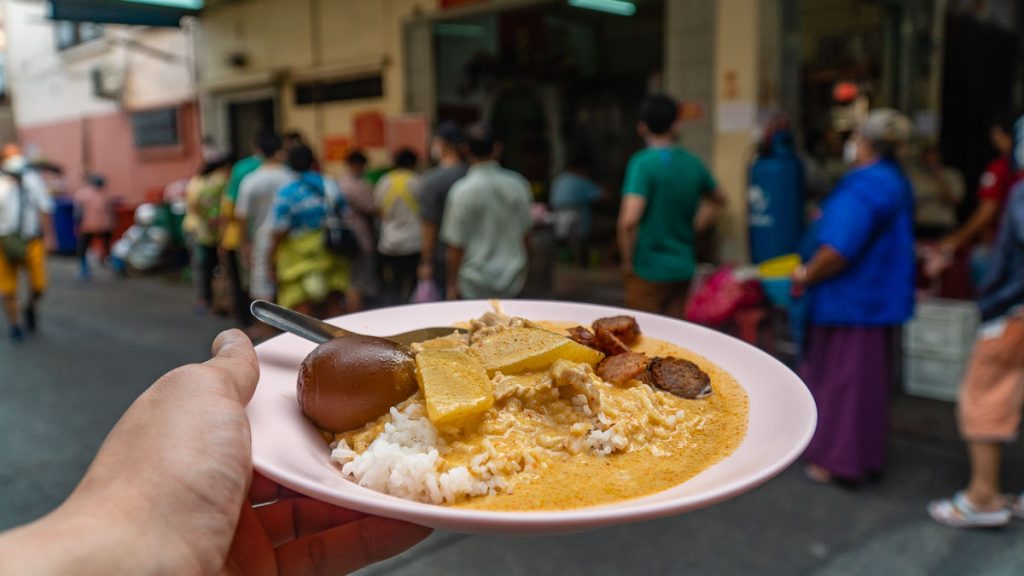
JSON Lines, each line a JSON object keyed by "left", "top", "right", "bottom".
{"left": 2, "top": 258, "right": 1022, "bottom": 575}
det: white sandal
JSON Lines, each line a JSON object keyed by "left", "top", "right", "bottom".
{"left": 928, "top": 491, "right": 1011, "bottom": 529}
{"left": 1010, "top": 493, "right": 1024, "bottom": 520}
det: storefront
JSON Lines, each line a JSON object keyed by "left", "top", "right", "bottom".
{"left": 414, "top": 0, "right": 665, "bottom": 199}
{"left": 785, "top": 0, "right": 1021, "bottom": 202}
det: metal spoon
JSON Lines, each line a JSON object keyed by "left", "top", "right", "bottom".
{"left": 250, "top": 300, "right": 466, "bottom": 346}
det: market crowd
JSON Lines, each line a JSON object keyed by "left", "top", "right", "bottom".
{"left": 180, "top": 122, "right": 537, "bottom": 340}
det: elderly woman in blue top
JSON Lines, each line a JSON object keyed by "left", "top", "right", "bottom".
{"left": 269, "top": 144, "right": 350, "bottom": 318}
{"left": 792, "top": 109, "right": 916, "bottom": 484}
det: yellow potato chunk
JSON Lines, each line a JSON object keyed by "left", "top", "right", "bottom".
{"left": 469, "top": 327, "right": 604, "bottom": 376}
{"left": 415, "top": 349, "right": 494, "bottom": 425}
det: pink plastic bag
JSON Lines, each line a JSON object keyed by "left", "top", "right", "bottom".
{"left": 684, "top": 266, "right": 763, "bottom": 326}
{"left": 411, "top": 278, "right": 441, "bottom": 303}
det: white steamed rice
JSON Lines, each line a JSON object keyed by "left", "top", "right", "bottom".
{"left": 330, "top": 404, "right": 498, "bottom": 504}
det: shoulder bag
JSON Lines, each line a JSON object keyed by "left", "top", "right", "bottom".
{"left": 0, "top": 176, "right": 28, "bottom": 263}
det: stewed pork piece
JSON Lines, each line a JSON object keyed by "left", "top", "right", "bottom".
{"left": 566, "top": 326, "right": 598, "bottom": 349}
{"left": 592, "top": 315, "right": 642, "bottom": 345}
{"left": 595, "top": 352, "right": 652, "bottom": 385}
{"left": 649, "top": 357, "right": 712, "bottom": 399}
{"left": 594, "top": 327, "right": 631, "bottom": 356}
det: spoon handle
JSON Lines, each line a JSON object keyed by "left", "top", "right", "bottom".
{"left": 250, "top": 300, "right": 351, "bottom": 344}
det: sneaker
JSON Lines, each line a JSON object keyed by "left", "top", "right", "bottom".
{"left": 9, "top": 325, "right": 24, "bottom": 343}
{"left": 23, "top": 305, "right": 36, "bottom": 333}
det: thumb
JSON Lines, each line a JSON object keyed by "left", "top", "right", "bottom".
{"left": 204, "top": 329, "right": 260, "bottom": 403}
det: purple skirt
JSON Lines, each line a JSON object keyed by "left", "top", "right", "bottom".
{"left": 800, "top": 325, "right": 895, "bottom": 479}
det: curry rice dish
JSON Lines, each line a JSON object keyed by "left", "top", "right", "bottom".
{"left": 322, "top": 309, "right": 749, "bottom": 511}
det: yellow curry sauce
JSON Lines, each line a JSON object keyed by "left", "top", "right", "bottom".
{"left": 454, "top": 325, "right": 748, "bottom": 511}
{"left": 335, "top": 321, "right": 748, "bottom": 511}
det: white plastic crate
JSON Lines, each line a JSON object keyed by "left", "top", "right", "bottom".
{"left": 905, "top": 298, "right": 979, "bottom": 358}
{"left": 904, "top": 354, "right": 967, "bottom": 402}
{"left": 903, "top": 298, "right": 978, "bottom": 402}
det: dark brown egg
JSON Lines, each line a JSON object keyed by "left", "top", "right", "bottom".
{"left": 297, "top": 335, "right": 419, "bottom": 433}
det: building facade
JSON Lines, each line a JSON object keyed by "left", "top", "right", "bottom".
{"left": 157, "top": 0, "right": 1024, "bottom": 261}
{"left": 3, "top": 0, "right": 202, "bottom": 206}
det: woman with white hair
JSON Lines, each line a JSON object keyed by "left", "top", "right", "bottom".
{"left": 792, "top": 109, "right": 917, "bottom": 483}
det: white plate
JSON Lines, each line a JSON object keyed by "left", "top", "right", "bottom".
{"left": 249, "top": 300, "right": 816, "bottom": 535}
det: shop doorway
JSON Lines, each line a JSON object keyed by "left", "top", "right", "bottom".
{"left": 228, "top": 98, "right": 276, "bottom": 159}
{"left": 431, "top": 0, "right": 664, "bottom": 199}
{"left": 941, "top": 13, "right": 1018, "bottom": 218}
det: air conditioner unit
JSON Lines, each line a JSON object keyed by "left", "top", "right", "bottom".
{"left": 91, "top": 63, "right": 125, "bottom": 101}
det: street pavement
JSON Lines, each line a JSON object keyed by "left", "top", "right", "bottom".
{"left": 2, "top": 258, "right": 1023, "bottom": 575}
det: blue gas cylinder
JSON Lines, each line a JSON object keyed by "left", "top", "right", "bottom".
{"left": 748, "top": 131, "right": 804, "bottom": 264}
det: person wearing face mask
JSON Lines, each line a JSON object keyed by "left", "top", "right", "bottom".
{"left": 617, "top": 94, "right": 727, "bottom": 318}
{"left": 418, "top": 122, "right": 467, "bottom": 296}
{"left": 792, "top": 109, "right": 916, "bottom": 484}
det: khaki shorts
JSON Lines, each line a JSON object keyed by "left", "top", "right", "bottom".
{"left": 624, "top": 274, "right": 691, "bottom": 318}
{"left": 957, "top": 321, "right": 1024, "bottom": 443}
{"left": 0, "top": 239, "right": 47, "bottom": 297}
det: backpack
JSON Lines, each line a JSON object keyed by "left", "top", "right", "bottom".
{"left": 319, "top": 179, "right": 360, "bottom": 258}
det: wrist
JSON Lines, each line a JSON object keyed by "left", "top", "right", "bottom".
{"left": 0, "top": 498, "right": 186, "bottom": 576}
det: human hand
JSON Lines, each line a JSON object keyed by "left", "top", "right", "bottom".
{"left": 790, "top": 265, "right": 808, "bottom": 298}
{"left": 231, "top": 473, "right": 431, "bottom": 575}
{"left": 991, "top": 318, "right": 1024, "bottom": 367}
{"left": 693, "top": 200, "right": 720, "bottom": 234}
{"left": 418, "top": 260, "right": 433, "bottom": 281}
{"left": 920, "top": 244, "right": 954, "bottom": 279}
{"left": 0, "top": 330, "right": 430, "bottom": 575}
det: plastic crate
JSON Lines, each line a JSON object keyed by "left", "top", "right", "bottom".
{"left": 904, "top": 353, "right": 966, "bottom": 402}
{"left": 905, "top": 298, "right": 979, "bottom": 358}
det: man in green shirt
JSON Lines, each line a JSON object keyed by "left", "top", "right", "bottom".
{"left": 617, "top": 94, "right": 726, "bottom": 317}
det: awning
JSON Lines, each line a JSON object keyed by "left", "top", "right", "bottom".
{"left": 50, "top": 0, "right": 203, "bottom": 28}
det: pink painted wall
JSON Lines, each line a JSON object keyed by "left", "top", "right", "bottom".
{"left": 18, "top": 103, "right": 202, "bottom": 205}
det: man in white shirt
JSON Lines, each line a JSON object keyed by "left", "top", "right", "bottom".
{"left": 235, "top": 132, "right": 294, "bottom": 304}
{"left": 0, "top": 152, "right": 54, "bottom": 342}
{"left": 440, "top": 124, "right": 533, "bottom": 300}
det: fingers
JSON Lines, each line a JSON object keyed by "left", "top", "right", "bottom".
{"left": 227, "top": 505, "right": 277, "bottom": 576}
{"left": 275, "top": 516, "right": 433, "bottom": 576}
{"left": 249, "top": 472, "right": 305, "bottom": 505}
{"left": 254, "top": 497, "right": 367, "bottom": 546}
{"left": 204, "top": 329, "right": 260, "bottom": 403}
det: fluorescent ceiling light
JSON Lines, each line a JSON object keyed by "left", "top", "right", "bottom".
{"left": 568, "top": 0, "right": 637, "bottom": 16}
{"left": 124, "top": 0, "right": 204, "bottom": 8}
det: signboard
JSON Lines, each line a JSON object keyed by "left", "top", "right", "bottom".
{"left": 51, "top": 0, "right": 203, "bottom": 28}
{"left": 716, "top": 101, "right": 756, "bottom": 134}
{"left": 386, "top": 114, "right": 429, "bottom": 159}
{"left": 678, "top": 101, "right": 704, "bottom": 123}
{"left": 353, "top": 111, "right": 386, "bottom": 149}
{"left": 323, "top": 135, "right": 351, "bottom": 163}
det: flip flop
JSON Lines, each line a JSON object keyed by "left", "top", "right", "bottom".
{"left": 928, "top": 491, "right": 1011, "bottom": 529}
{"left": 1010, "top": 493, "right": 1024, "bottom": 520}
